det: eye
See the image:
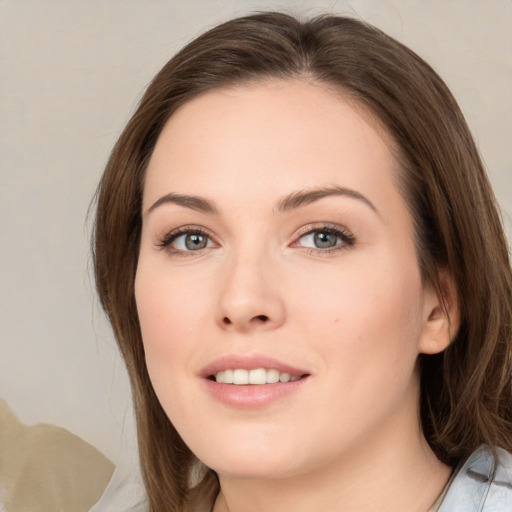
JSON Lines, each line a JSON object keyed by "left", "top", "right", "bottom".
{"left": 301, "top": 231, "right": 338, "bottom": 249}
{"left": 158, "top": 227, "right": 215, "bottom": 254}
{"left": 173, "top": 232, "right": 212, "bottom": 250}
{"left": 293, "top": 225, "right": 355, "bottom": 253}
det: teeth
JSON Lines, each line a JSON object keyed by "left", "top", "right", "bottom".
{"left": 214, "top": 368, "right": 302, "bottom": 385}
{"left": 233, "top": 369, "right": 249, "bottom": 385}
{"left": 249, "top": 368, "right": 266, "bottom": 384}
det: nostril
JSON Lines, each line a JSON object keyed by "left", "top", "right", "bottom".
{"left": 221, "top": 314, "right": 270, "bottom": 327}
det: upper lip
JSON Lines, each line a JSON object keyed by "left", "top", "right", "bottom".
{"left": 200, "top": 354, "right": 309, "bottom": 378}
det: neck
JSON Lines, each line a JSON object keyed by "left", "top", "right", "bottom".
{"left": 213, "top": 389, "right": 451, "bottom": 512}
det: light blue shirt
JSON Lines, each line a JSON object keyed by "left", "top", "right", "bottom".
{"left": 439, "top": 445, "right": 512, "bottom": 511}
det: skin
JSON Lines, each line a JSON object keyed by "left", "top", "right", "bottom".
{"left": 135, "top": 79, "right": 457, "bottom": 511}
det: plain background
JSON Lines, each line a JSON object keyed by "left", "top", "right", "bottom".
{"left": 1, "top": 0, "right": 511, "bottom": 467}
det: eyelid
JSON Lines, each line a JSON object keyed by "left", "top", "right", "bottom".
{"left": 155, "top": 222, "right": 355, "bottom": 257}
{"left": 156, "top": 225, "right": 218, "bottom": 254}
{"left": 290, "top": 223, "right": 356, "bottom": 252}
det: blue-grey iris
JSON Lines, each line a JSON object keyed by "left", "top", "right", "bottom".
{"left": 314, "top": 231, "right": 337, "bottom": 248}
{"left": 185, "top": 234, "right": 208, "bottom": 250}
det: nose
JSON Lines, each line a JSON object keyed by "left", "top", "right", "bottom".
{"left": 215, "top": 252, "right": 286, "bottom": 333}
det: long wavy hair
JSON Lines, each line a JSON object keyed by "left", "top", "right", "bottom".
{"left": 93, "top": 12, "right": 512, "bottom": 511}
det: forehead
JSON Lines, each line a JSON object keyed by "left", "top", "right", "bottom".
{"left": 144, "top": 79, "right": 401, "bottom": 214}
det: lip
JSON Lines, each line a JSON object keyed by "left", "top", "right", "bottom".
{"left": 200, "top": 354, "right": 310, "bottom": 408}
{"left": 200, "top": 354, "right": 308, "bottom": 378}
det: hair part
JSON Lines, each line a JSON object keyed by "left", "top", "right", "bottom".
{"left": 93, "top": 12, "right": 512, "bottom": 511}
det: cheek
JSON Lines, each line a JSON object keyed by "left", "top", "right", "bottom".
{"left": 135, "top": 274, "right": 199, "bottom": 444}
{"left": 288, "top": 263, "right": 424, "bottom": 455}
{"left": 136, "top": 257, "right": 211, "bottom": 338}
{"left": 297, "top": 254, "right": 424, "bottom": 382}
{"left": 134, "top": 265, "right": 205, "bottom": 388}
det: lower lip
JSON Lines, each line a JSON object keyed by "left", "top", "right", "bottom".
{"left": 202, "top": 377, "right": 308, "bottom": 408}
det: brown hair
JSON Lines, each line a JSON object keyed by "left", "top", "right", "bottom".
{"left": 93, "top": 12, "right": 512, "bottom": 511}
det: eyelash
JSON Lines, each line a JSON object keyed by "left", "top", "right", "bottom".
{"left": 292, "top": 224, "right": 356, "bottom": 255}
{"left": 157, "top": 226, "right": 213, "bottom": 257}
{"left": 156, "top": 224, "right": 356, "bottom": 257}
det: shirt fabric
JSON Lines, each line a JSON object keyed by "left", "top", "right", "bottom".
{"left": 437, "top": 445, "right": 512, "bottom": 511}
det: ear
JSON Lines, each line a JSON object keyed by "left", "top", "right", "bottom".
{"left": 419, "top": 268, "right": 460, "bottom": 355}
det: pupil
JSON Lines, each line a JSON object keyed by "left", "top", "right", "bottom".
{"left": 314, "top": 232, "right": 337, "bottom": 248}
{"left": 185, "top": 234, "right": 207, "bottom": 250}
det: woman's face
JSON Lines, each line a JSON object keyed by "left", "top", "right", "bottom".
{"left": 135, "top": 79, "right": 443, "bottom": 479}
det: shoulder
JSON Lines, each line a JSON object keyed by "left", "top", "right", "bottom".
{"left": 439, "top": 445, "right": 512, "bottom": 511}
{"left": 0, "top": 399, "right": 114, "bottom": 512}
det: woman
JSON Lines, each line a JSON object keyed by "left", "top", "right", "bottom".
{"left": 93, "top": 12, "right": 512, "bottom": 512}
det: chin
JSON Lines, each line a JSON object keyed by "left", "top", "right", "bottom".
{"left": 194, "top": 436, "right": 306, "bottom": 480}
{"left": 209, "top": 457, "right": 302, "bottom": 481}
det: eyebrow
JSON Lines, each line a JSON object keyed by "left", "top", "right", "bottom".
{"left": 145, "top": 186, "right": 377, "bottom": 216}
{"left": 276, "top": 186, "right": 378, "bottom": 214}
{"left": 146, "top": 192, "right": 218, "bottom": 215}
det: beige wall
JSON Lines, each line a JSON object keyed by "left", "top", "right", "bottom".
{"left": 1, "top": 0, "right": 510, "bottom": 465}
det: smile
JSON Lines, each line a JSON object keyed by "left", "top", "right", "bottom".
{"left": 201, "top": 355, "right": 310, "bottom": 407}
{"left": 214, "top": 368, "right": 302, "bottom": 384}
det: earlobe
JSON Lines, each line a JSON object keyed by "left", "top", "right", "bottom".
{"left": 419, "top": 268, "right": 460, "bottom": 355}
